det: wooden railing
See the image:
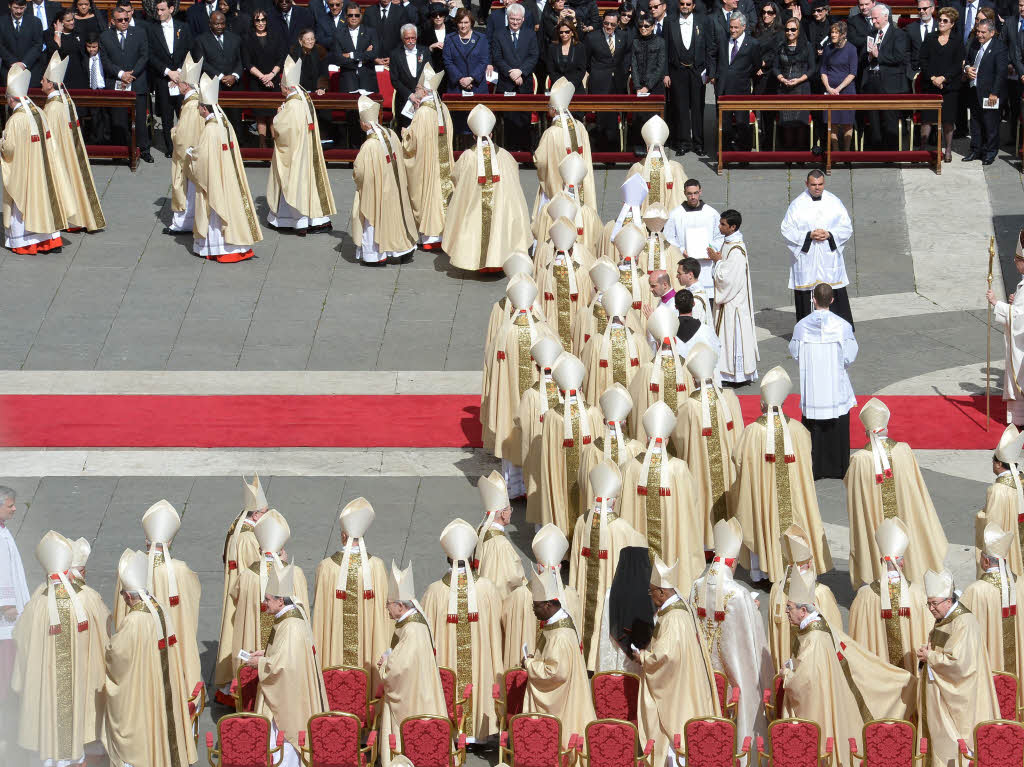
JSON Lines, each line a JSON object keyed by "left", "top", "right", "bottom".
{"left": 716, "top": 93, "right": 943, "bottom": 174}
{"left": 0, "top": 86, "right": 140, "bottom": 170}
{"left": 439, "top": 92, "right": 664, "bottom": 114}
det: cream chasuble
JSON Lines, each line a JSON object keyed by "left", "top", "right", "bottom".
{"left": 216, "top": 518, "right": 260, "bottom": 686}
{"left": 524, "top": 613, "right": 596, "bottom": 747}
{"left": 442, "top": 142, "right": 530, "bottom": 271}
{"left": 268, "top": 90, "right": 337, "bottom": 222}
{"left": 379, "top": 611, "right": 447, "bottom": 767}
{"left": 638, "top": 598, "right": 720, "bottom": 767}
{"left": 0, "top": 101, "right": 69, "bottom": 235}
{"left": 422, "top": 571, "right": 503, "bottom": 739}
{"left": 502, "top": 582, "right": 582, "bottom": 669}
{"left": 533, "top": 116, "right": 597, "bottom": 212}
{"left": 961, "top": 572, "right": 1024, "bottom": 684}
{"left": 627, "top": 156, "right": 686, "bottom": 211}
{"left": 538, "top": 400, "right": 604, "bottom": 536}
{"left": 920, "top": 603, "right": 999, "bottom": 767}
{"left": 535, "top": 252, "right": 594, "bottom": 352}
{"left": 474, "top": 528, "right": 526, "bottom": 601}
{"left": 67, "top": 578, "right": 111, "bottom": 745}
{"left": 768, "top": 568, "right": 842, "bottom": 669}
{"left": 44, "top": 91, "right": 104, "bottom": 231}
{"left": 977, "top": 472, "right": 1024, "bottom": 577}
{"left": 231, "top": 558, "right": 309, "bottom": 674}
{"left": 102, "top": 601, "right": 192, "bottom": 767}
{"left": 171, "top": 93, "right": 203, "bottom": 213}
{"left": 783, "top": 617, "right": 914, "bottom": 767}
{"left": 573, "top": 293, "right": 644, "bottom": 358}
{"left": 579, "top": 322, "right": 651, "bottom": 402}
{"left": 488, "top": 309, "right": 548, "bottom": 462}
{"left": 671, "top": 386, "right": 743, "bottom": 548}
{"left": 402, "top": 96, "right": 455, "bottom": 238}
{"left": 845, "top": 439, "right": 948, "bottom": 587}
{"left": 732, "top": 416, "right": 832, "bottom": 582}
{"left": 255, "top": 607, "right": 328, "bottom": 749}
{"left": 351, "top": 126, "right": 418, "bottom": 253}
{"left": 311, "top": 549, "right": 390, "bottom": 678}
{"left": 519, "top": 377, "right": 564, "bottom": 524}
{"left": 637, "top": 233, "right": 683, "bottom": 278}
{"left": 577, "top": 436, "right": 645, "bottom": 521}
{"left": 848, "top": 576, "right": 932, "bottom": 673}
{"left": 629, "top": 347, "right": 697, "bottom": 443}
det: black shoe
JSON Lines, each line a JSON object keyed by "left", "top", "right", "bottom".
{"left": 961, "top": 152, "right": 978, "bottom": 161}
{"left": 162, "top": 227, "right": 178, "bottom": 235}
{"left": 140, "top": 150, "right": 154, "bottom": 163}
{"left": 693, "top": 144, "right": 704, "bottom": 155}
{"left": 982, "top": 155, "right": 996, "bottom": 165}
{"left": 163, "top": 148, "right": 172, "bottom": 158}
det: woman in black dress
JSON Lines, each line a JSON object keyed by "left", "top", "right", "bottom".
{"left": 242, "top": 9, "right": 287, "bottom": 146}
{"left": 617, "top": 2, "right": 636, "bottom": 48}
{"left": 919, "top": 6, "right": 964, "bottom": 162}
{"left": 753, "top": 1, "right": 783, "bottom": 95}
{"left": 72, "top": 0, "right": 106, "bottom": 38}
{"left": 629, "top": 11, "right": 666, "bottom": 153}
{"left": 420, "top": 2, "right": 454, "bottom": 76}
{"left": 546, "top": 18, "right": 586, "bottom": 89}
{"left": 53, "top": 10, "right": 87, "bottom": 89}
{"left": 773, "top": 18, "right": 813, "bottom": 146}
{"left": 291, "top": 29, "right": 329, "bottom": 94}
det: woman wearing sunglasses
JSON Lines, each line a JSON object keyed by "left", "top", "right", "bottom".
{"left": 546, "top": 17, "right": 586, "bottom": 89}
{"left": 773, "top": 18, "right": 813, "bottom": 146}
{"left": 629, "top": 10, "right": 666, "bottom": 154}
{"left": 419, "top": 1, "right": 454, "bottom": 73}
{"left": 242, "top": 9, "right": 287, "bottom": 147}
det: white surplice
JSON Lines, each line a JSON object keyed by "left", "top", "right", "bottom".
{"left": 995, "top": 275, "right": 1024, "bottom": 422}
{"left": 0, "top": 524, "right": 29, "bottom": 641}
{"left": 713, "top": 232, "right": 758, "bottom": 381}
{"left": 788, "top": 309, "right": 858, "bottom": 419}
{"left": 780, "top": 189, "right": 853, "bottom": 291}
{"left": 665, "top": 201, "right": 722, "bottom": 298}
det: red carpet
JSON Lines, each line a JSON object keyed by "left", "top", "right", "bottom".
{"left": 0, "top": 393, "right": 1007, "bottom": 449}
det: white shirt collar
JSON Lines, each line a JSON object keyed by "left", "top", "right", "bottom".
{"left": 942, "top": 600, "right": 958, "bottom": 619}
{"left": 274, "top": 603, "right": 296, "bottom": 618}
{"left": 799, "top": 610, "right": 820, "bottom": 629}
{"left": 398, "top": 607, "right": 416, "bottom": 622}
{"left": 546, "top": 607, "right": 569, "bottom": 625}
{"left": 724, "top": 231, "right": 743, "bottom": 243}
{"left": 661, "top": 592, "right": 681, "bottom": 609}
{"left": 490, "top": 521, "right": 506, "bottom": 531}
{"left": 998, "top": 468, "right": 1012, "bottom": 478}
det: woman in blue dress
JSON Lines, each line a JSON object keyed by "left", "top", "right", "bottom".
{"left": 443, "top": 8, "right": 490, "bottom": 136}
{"left": 819, "top": 20, "right": 857, "bottom": 151}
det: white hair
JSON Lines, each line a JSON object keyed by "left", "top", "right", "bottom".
{"left": 0, "top": 486, "right": 13, "bottom": 505}
{"left": 728, "top": 10, "right": 746, "bottom": 26}
{"left": 507, "top": 2, "right": 525, "bottom": 17}
{"left": 872, "top": 2, "right": 890, "bottom": 16}
{"left": 400, "top": 22, "right": 417, "bottom": 36}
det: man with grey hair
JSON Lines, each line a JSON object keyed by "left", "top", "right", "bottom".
{"left": 0, "top": 485, "right": 28, "bottom": 753}
{"left": 389, "top": 21, "right": 428, "bottom": 127}
{"left": 861, "top": 1, "right": 909, "bottom": 149}
{"left": 963, "top": 17, "right": 1006, "bottom": 165}
{"left": 491, "top": 2, "right": 539, "bottom": 150}
{"left": 711, "top": 10, "right": 761, "bottom": 150}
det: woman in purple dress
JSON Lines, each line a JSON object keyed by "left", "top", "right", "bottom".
{"left": 819, "top": 20, "right": 857, "bottom": 150}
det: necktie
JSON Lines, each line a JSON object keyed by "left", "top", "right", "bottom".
{"left": 656, "top": 20, "right": 662, "bottom": 35}
{"left": 382, "top": 8, "right": 387, "bottom": 21}
{"left": 90, "top": 55, "right": 100, "bottom": 88}
{"left": 512, "top": 30, "right": 518, "bottom": 47}
{"left": 119, "top": 31, "right": 125, "bottom": 49}
{"left": 730, "top": 37, "right": 738, "bottom": 63}
{"left": 608, "top": 34, "right": 615, "bottom": 54}
{"left": 964, "top": 3, "right": 974, "bottom": 41}
{"left": 217, "top": 34, "right": 224, "bottom": 48}
{"left": 974, "top": 43, "right": 984, "bottom": 81}
{"left": 14, "top": 19, "right": 19, "bottom": 32}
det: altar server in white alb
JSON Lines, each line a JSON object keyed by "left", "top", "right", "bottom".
{"left": 987, "top": 229, "right": 1024, "bottom": 427}
{"left": 789, "top": 282, "right": 858, "bottom": 481}
{"left": 710, "top": 209, "right": 758, "bottom": 385}
{"left": 780, "top": 169, "right": 854, "bottom": 327}
{"left": 0, "top": 486, "right": 28, "bottom": 748}
{"left": 664, "top": 178, "right": 722, "bottom": 303}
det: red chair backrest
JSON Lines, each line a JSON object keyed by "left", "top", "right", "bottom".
{"left": 219, "top": 714, "right": 272, "bottom": 767}
{"left": 772, "top": 674, "right": 786, "bottom": 717}
{"left": 400, "top": 717, "right": 453, "bottom": 767}
{"left": 591, "top": 673, "right": 640, "bottom": 726}
{"left": 505, "top": 669, "right": 529, "bottom": 719}
{"left": 994, "top": 674, "right": 1019, "bottom": 722}
{"left": 684, "top": 718, "right": 737, "bottom": 767}
{"left": 975, "top": 721, "right": 1024, "bottom": 767}
{"left": 714, "top": 672, "right": 729, "bottom": 714}
{"left": 238, "top": 666, "right": 260, "bottom": 713}
{"left": 768, "top": 720, "right": 821, "bottom": 767}
{"left": 309, "top": 713, "right": 362, "bottom": 767}
{"left": 585, "top": 720, "right": 638, "bottom": 767}
{"left": 510, "top": 714, "right": 562, "bottom": 767}
{"left": 323, "top": 667, "right": 370, "bottom": 725}
{"left": 862, "top": 720, "right": 915, "bottom": 767}
{"left": 375, "top": 70, "right": 395, "bottom": 120}
{"left": 439, "top": 667, "right": 458, "bottom": 724}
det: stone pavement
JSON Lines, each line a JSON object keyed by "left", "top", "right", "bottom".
{"left": 1, "top": 135, "right": 1022, "bottom": 765}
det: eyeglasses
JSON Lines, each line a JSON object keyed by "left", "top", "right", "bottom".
{"left": 558, "top": 28, "right": 571, "bottom": 32}
{"left": 813, "top": 6, "right": 828, "bottom": 11}
{"left": 346, "top": 11, "right": 361, "bottom": 15}
{"left": 602, "top": 20, "right": 616, "bottom": 26}
{"left": 938, "top": 16, "right": 951, "bottom": 21}
{"left": 786, "top": 26, "right": 798, "bottom": 30}
{"left": 639, "top": 21, "right": 652, "bottom": 26}
{"left": 761, "top": 8, "right": 775, "bottom": 14}
{"left": 254, "top": 16, "right": 266, "bottom": 20}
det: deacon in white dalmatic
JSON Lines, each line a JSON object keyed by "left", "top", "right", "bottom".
{"left": 987, "top": 229, "right": 1024, "bottom": 428}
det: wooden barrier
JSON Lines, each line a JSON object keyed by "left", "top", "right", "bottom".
{"left": 716, "top": 93, "right": 943, "bottom": 174}
{"left": 0, "top": 86, "right": 140, "bottom": 170}
{"left": 440, "top": 92, "right": 664, "bottom": 113}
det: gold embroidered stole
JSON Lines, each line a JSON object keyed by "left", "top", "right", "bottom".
{"left": 331, "top": 550, "right": 362, "bottom": 667}
{"left": 441, "top": 572, "right": 475, "bottom": 729}
{"left": 514, "top": 313, "right": 532, "bottom": 400}
{"left": 479, "top": 143, "right": 495, "bottom": 268}
{"left": 981, "top": 572, "right": 1018, "bottom": 673}
{"left": 58, "top": 92, "right": 105, "bottom": 228}
{"left": 699, "top": 388, "right": 728, "bottom": 525}
{"left": 870, "top": 579, "right": 906, "bottom": 668}
{"left": 27, "top": 102, "right": 65, "bottom": 228}
{"left": 644, "top": 451, "right": 664, "bottom": 559}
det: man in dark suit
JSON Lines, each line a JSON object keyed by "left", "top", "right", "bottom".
{"left": 364, "top": 0, "right": 408, "bottom": 66}
{"left": 272, "top": 0, "right": 314, "bottom": 45}
{"left": 485, "top": 0, "right": 536, "bottom": 41}
{"left": 390, "top": 22, "right": 428, "bottom": 126}
{"left": 27, "top": 0, "right": 62, "bottom": 69}
{"left": 100, "top": 5, "right": 153, "bottom": 161}
{"left": 846, "top": 0, "right": 876, "bottom": 63}
{"left": 148, "top": 0, "right": 192, "bottom": 157}
{"left": 584, "top": 10, "right": 630, "bottom": 149}
{"left": 186, "top": 0, "right": 220, "bottom": 37}
{"left": 956, "top": 0, "right": 995, "bottom": 132}
{"left": 711, "top": 10, "right": 761, "bottom": 149}
{"left": 905, "top": 0, "right": 936, "bottom": 73}
{"left": 665, "top": 0, "right": 713, "bottom": 153}
{"left": 490, "top": 3, "right": 538, "bottom": 149}
{"left": 315, "top": 0, "right": 346, "bottom": 46}
{"left": 1004, "top": 0, "right": 1024, "bottom": 131}
{"left": 964, "top": 17, "right": 1007, "bottom": 162}
{"left": 0, "top": 0, "right": 43, "bottom": 86}
{"left": 860, "top": 2, "right": 909, "bottom": 148}
{"left": 191, "top": 11, "right": 243, "bottom": 134}
{"left": 707, "top": 0, "right": 755, "bottom": 46}
{"left": 332, "top": 2, "right": 378, "bottom": 91}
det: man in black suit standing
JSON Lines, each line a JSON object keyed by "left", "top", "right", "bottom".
{"left": 27, "top": 0, "right": 63, "bottom": 63}
{"left": 905, "top": 0, "right": 936, "bottom": 73}
{"left": 584, "top": 9, "right": 630, "bottom": 149}
{"left": 273, "top": 0, "right": 314, "bottom": 46}
{"left": 490, "top": 2, "right": 538, "bottom": 149}
{"left": 486, "top": 0, "right": 536, "bottom": 40}
{"left": 665, "top": 0, "right": 713, "bottom": 154}
{"left": 1006, "top": 0, "right": 1024, "bottom": 131}
{"left": 964, "top": 17, "right": 1007, "bottom": 162}
{"left": 148, "top": 0, "right": 192, "bottom": 157}
{"left": 860, "top": 2, "right": 909, "bottom": 148}
{"left": 100, "top": 4, "right": 153, "bottom": 162}
{"left": 332, "top": 2, "right": 378, "bottom": 91}
{"left": 390, "top": 22, "right": 428, "bottom": 126}
{"left": 0, "top": 0, "right": 43, "bottom": 86}
{"left": 364, "top": 0, "right": 408, "bottom": 66}
{"left": 186, "top": 0, "right": 220, "bottom": 37}
{"left": 315, "top": 0, "right": 346, "bottom": 47}
{"left": 191, "top": 11, "right": 243, "bottom": 133}
{"left": 711, "top": 10, "right": 760, "bottom": 149}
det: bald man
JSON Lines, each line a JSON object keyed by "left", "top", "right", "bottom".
{"left": 643, "top": 270, "right": 676, "bottom": 319}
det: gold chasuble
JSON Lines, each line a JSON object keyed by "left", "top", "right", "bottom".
{"left": 849, "top": 577, "right": 932, "bottom": 672}
{"left": 232, "top": 556, "right": 309, "bottom": 671}
{"left": 171, "top": 91, "right": 203, "bottom": 213}
{"left": 268, "top": 86, "right": 336, "bottom": 223}
{"left": 533, "top": 78, "right": 597, "bottom": 214}
{"left": 216, "top": 516, "right": 261, "bottom": 687}
{"left": 961, "top": 571, "right": 1024, "bottom": 681}
{"left": 474, "top": 527, "right": 526, "bottom": 601}
{"left": 43, "top": 89, "right": 104, "bottom": 231}
{"left": 503, "top": 582, "right": 583, "bottom": 669}
{"left": 639, "top": 591, "right": 720, "bottom": 767}
{"left": 919, "top": 592, "right": 999, "bottom": 767}
{"left": 66, "top": 574, "right": 111, "bottom": 747}
{"left": 768, "top": 561, "right": 842, "bottom": 669}
{"left": 256, "top": 606, "right": 328, "bottom": 749}
{"left": 519, "top": 366, "right": 564, "bottom": 524}
{"left": 402, "top": 88, "right": 455, "bottom": 240}
{"left": 978, "top": 470, "right": 1024, "bottom": 577}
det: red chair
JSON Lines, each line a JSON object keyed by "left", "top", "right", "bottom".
{"left": 189, "top": 682, "right": 206, "bottom": 744}
{"left": 763, "top": 673, "right": 786, "bottom": 723}
{"left": 438, "top": 666, "right": 473, "bottom": 736}
{"left": 494, "top": 668, "right": 529, "bottom": 734}
{"left": 375, "top": 69, "right": 396, "bottom": 126}
{"left": 205, "top": 713, "right": 285, "bottom": 767}
{"left": 849, "top": 719, "right": 927, "bottom": 767}
{"left": 993, "top": 672, "right": 1022, "bottom": 722}
{"left": 297, "top": 711, "right": 378, "bottom": 767}
{"left": 591, "top": 671, "right": 641, "bottom": 726}
{"left": 714, "top": 671, "right": 740, "bottom": 722}
{"left": 389, "top": 715, "right": 467, "bottom": 767}
{"left": 322, "top": 666, "right": 381, "bottom": 732}
{"left": 674, "top": 716, "right": 752, "bottom": 767}
{"left": 499, "top": 713, "right": 578, "bottom": 767}
{"left": 230, "top": 665, "right": 260, "bottom": 713}
{"left": 756, "top": 719, "right": 834, "bottom": 767}
{"left": 577, "top": 719, "right": 654, "bottom": 767}
{"left": 959, "top": 720, "right": 1024, "bottom": 767}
